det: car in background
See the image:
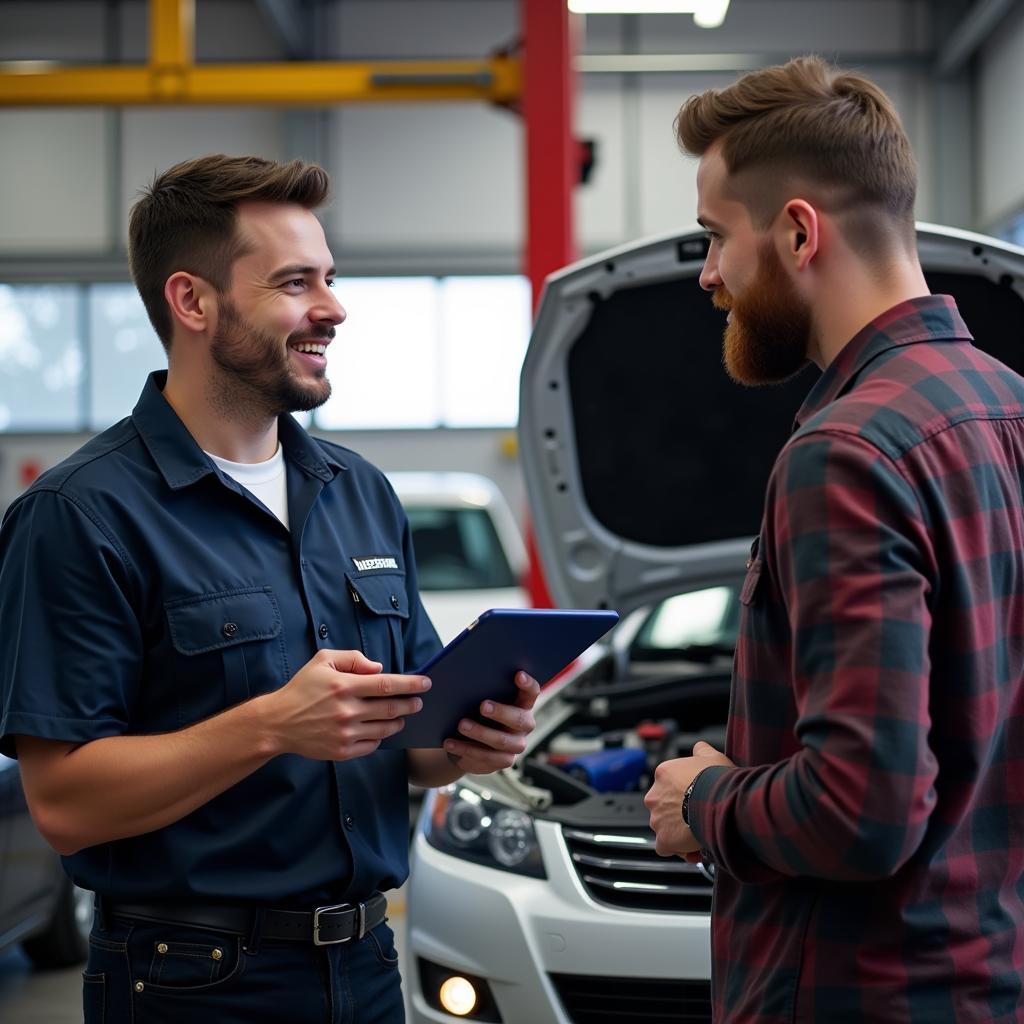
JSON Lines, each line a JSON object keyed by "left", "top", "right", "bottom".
{"left": 0, "top": 753, "right": 92, "bottom": 969}
{"left": 388, "top": 472, "right": 529, "bottom": 644}
{"left": 405, "top": 224, "right": 1024, "bottom": 1024}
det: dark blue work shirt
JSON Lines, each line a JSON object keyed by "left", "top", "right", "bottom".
{"left": 0, "top": 371, "right": 441, "bottom": 904}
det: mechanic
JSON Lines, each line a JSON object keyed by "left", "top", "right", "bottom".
{"left": 645, "top": 57, "right": 1024, "bottom": 1022}
{"left": 0, "top": 154, "right": 538, "bottom": 1024}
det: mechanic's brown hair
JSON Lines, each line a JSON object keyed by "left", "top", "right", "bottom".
{"left": 676, "top": 56, "right": 917, "bottom": 256}
{"left": 128, "top": 154, "right": 330, "bottom": 350}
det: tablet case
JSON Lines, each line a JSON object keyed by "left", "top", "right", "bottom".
{"left": 381, "top": 607, "right": 619, "bottom": 749}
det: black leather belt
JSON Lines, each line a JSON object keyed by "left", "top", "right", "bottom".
{"left": 105, "top": 892, "right": 387, "bottom": 946}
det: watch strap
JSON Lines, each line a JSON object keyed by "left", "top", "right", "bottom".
{"left": 682, "top": 765, "right": 714, "bottom": 827}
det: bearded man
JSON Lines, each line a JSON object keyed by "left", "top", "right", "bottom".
{"left": 645, "top": 57, "right": 1024, "bottom": 1023}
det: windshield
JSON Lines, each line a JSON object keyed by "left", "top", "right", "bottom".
{"left": 631, "top": 585, "right": 741, "bottom": 661}
{"left": 407, "top": 506, "right": 517, "bottom": 591}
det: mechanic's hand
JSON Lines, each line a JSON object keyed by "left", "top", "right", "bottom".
{"left": 644, "top": 741, "right": 733, "bottom": 858}
{"left": 265, "top": 648, "right": 430, "bottom": 762}
{"left": 442, "top": 670, "right": 540, "bottom": 774}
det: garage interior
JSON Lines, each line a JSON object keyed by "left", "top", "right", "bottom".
{"left": 2, "top": 1, "right": 1024, "bottom": 1021}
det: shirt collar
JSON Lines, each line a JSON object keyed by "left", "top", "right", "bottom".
{"left": 794, "top": 294, "right": 972, "bottom": 430}
{"left": 132, "top": 371, "right": 346, "bottom": 491}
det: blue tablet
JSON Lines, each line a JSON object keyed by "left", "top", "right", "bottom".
{"left": 381, "top": 607, "right": 619, "bottom": 750}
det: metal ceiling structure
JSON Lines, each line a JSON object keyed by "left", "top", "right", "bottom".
{"left": 0, "top": 0, "right": 577, "bottom": 306}
{"left": 0, "top": 0, "right": 521, "bottom": 104}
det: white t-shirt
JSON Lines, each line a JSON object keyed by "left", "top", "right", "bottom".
{"left": 206, "top": 444, "right": 289, "bottom": 530}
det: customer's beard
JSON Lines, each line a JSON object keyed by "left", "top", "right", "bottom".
{"left": 712, "top": 240, "right": 814, "bottom": 386}
{"left": 209, "top": 300, "right": 332, "bottom": 419}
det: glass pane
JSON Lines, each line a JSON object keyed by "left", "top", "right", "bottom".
{"left": 438, "top": 276, "right": 532, "bottom": 427}
{"left": 315, "top": 277, "right": 440, "bottom": 429}
{"left": 88, "top": 284, "right": 166, "bottom": 429}
{"left": 632, "top": 586, "right": 739, "bottom": 659}
{"left": 0, "top": 284, "right": 82, "bottom": 430}
{"left": 1004, "top": 213, "right": 1024, "bottom": 248}
{"left": 406, "top": 507, "right": 515, "bottom": 591}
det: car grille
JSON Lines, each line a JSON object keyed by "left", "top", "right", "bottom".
{"left": 561, "top": 827, "right": 713, "bottom": 912}
{"left": 549, "top": 973, "right": 711, "bottom": 1023}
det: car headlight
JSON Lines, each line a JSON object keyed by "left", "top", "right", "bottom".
{"left": 424, "top": 784, "right": 546, "bottom": 879}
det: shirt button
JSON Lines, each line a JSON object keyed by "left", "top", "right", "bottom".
{"left": 344, "top": 814, "right": 355, "bottom": 830}
{"left": 222, "top": 622, "right": 238, "bottom": 638}
{"left": 318, "top": 623, "right": 329, "bottom": 640}
{"left": 390, "top": 594, "right": 400, "bottom": 610}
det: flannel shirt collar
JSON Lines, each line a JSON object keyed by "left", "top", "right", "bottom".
{"left": 793, "top": 294, "right": 972, "bottom": 430}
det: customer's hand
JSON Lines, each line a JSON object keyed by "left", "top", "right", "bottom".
{"left": 263, "top": 648, "right": 431, "bottom": 761}
{"left": 644, "top": 741, "right": 733, "bottom": 858}
{"left": 442, "top": 671, "right": 540, "bottom": 774}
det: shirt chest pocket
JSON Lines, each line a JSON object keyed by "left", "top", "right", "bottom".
{"left": 739, "top": 537, "right": 765, "bottom": 607}
{"left": 346, "top": 571, "right": 410, "bottom": 671}
{"left": 164, "top": 588, "right": 286, "bottom": 726}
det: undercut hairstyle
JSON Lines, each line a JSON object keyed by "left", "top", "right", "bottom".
{"left": 676, "top": 56, "right": 918, "bottom": 258}
{"left": 128, "top": 154, "right": 330, "bottom": 350}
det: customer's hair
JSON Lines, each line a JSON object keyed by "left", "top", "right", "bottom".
{"left": 676, "top": 56, "right": 917, "bottom": 257}
{"left": 128, "top": 154, "right": 330, "bottom": 350}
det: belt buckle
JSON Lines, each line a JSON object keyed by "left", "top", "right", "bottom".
{"left": 312, "top": 902, "right": 365, "bottom": 946}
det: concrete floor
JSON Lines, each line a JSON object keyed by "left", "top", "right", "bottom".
{"left": 0, "top": 884, "right": 411, "bottom": 1022}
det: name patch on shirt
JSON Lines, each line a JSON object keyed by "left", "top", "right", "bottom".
{"left": 352, "top": 555, "right": 399, "bottom": 572}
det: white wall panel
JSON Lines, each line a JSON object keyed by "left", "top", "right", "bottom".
{"left": 329, "top": 103, "right": 522, "bottom": 250}
{"left": 0, "top": 110, "right": 112, "bottom": 253}
{"left": 637, "top": 74, "right": 732, "bottom": 237}
{"left": 577, "top": 77, "right": 628, "bottom": 249}
{"left": 119, "top": 108, "right": 285, "bottom": 245}
{"left": 977, "top": 2, "right": 1024, "bottom": 229}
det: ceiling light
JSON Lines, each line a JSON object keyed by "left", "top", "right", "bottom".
{"left": 567, "top": 0, "right": 731, "bottom": 29}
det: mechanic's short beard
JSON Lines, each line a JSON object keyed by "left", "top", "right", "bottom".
{"left": 713, "top": 240, "right": 814, "bottom": 386}
{"left": 209, "top": 299, "right": 332, "bottom": 418}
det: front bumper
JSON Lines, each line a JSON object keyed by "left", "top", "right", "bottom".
{"left": 406, "top": 815, "right": 711, "bottom": 1024}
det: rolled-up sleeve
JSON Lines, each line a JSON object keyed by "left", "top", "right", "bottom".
{"left": 0, "top": 490, "right": 143, "bottom": 756}
{"left": 689, "top": 430, "right": 939, "bottom": 883}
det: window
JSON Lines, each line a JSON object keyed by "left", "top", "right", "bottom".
{"left": 439, "top": 276, "right": 532, "bottom": 428}
{"left": 1003, "top": 214, "right": 1024, "bottom": 249}
{"left": 0, "top": 284, "right": 83, "bottom": 431}
{"left": 88, "top": 284, "right": 166, "bottom": 429}
{"left": 631, "top": 585, "right": 740, "bottom": 661}
{"left": 0, "top": 276, "right": 532, "bottom": 433}
{"left": 316, "top": 277, "right": 442, "bottom": 430}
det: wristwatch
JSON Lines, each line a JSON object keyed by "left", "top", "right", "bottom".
{"left": 682, "top": 767, "right": 712, "bottom": 827}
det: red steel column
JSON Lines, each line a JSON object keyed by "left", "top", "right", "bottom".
{"left": 522, "top": 0, "right": 579, "bottom": 608}
{"left": 523, "top": 0, "right": 578, "bottom": 309}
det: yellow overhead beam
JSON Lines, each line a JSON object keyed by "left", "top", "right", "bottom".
{"left": 0, "top": 0, "right": 521, "bottom": 106}
{"left": 0, "top": 58, "right": 521, "bottom": 106}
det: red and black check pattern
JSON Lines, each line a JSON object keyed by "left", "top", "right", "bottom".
{"left": 688, "top": 295, "right": 1024, "bottom": 1023}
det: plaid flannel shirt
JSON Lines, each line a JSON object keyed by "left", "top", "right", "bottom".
{"left": 687, "top": 295, "right": 1024, "bottom": 1023}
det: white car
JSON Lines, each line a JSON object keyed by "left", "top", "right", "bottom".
{"left": 387, "top": 472, "right": 529, "bottom": 644}
{"left": 405, "top": 224, "right": 1024, "bottom": 1024}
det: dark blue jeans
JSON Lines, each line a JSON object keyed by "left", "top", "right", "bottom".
{"left": 83, "top": 909, "right": 405, "bottom": 1023}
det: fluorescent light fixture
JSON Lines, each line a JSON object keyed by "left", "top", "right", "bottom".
{"left": 567, "top": 0, "right": 731, "bottom": 29}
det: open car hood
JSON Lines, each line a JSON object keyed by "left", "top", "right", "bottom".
{"left": 519, "top": 223, "right": 1024, "bottom": 618}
